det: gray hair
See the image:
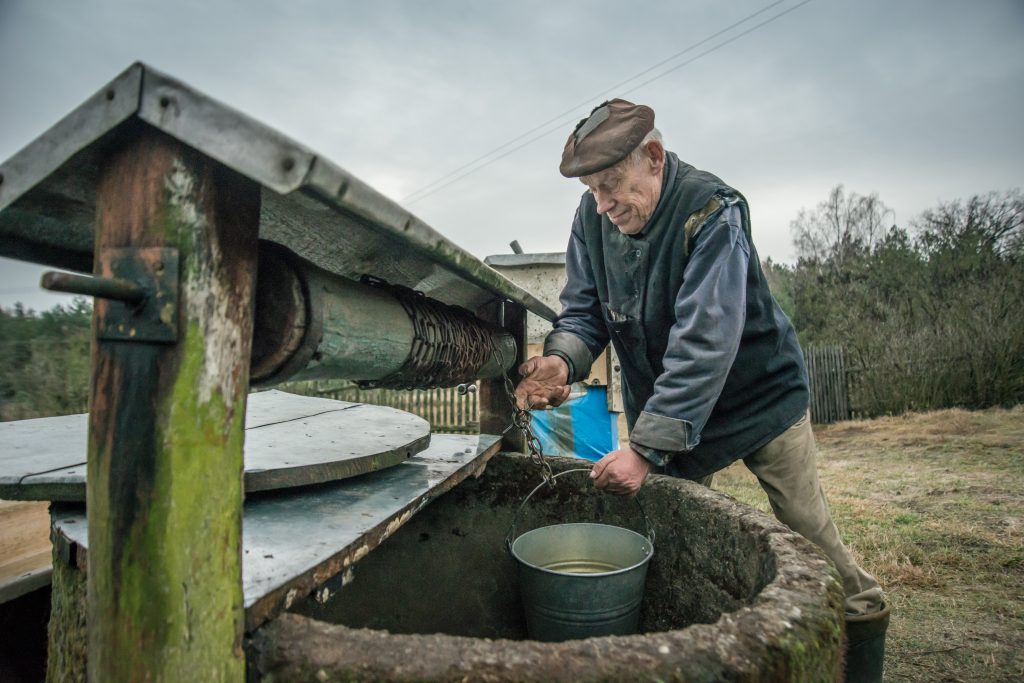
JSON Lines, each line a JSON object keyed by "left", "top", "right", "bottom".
{"left": 624, "top": 127, "right": 664, "bottom": 168}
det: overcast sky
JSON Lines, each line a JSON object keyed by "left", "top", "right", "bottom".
{"left": 1, "top": 0, "right": 1021, "bottom": 312}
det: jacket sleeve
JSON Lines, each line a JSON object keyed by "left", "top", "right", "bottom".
{"left": 629, "top": 202, "right": 750, "bottom": 462}
{"left": 543, "top": 206, "right": 609, "bottom": 383}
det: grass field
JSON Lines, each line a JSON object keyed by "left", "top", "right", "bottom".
{"left": 713, "top": 405, "right": 1024, "bottom": 683}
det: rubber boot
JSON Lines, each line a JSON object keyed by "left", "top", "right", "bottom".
{"left": 843, "top": 602, "right": 890, "bottom": 683}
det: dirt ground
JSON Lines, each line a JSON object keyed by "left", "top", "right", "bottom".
{"left": 712, "top": 405, "right": 1024, "bottom": 683}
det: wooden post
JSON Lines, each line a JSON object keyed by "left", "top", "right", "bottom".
{"left": 87, "top": 125, "right": 260, "bottom": 681}
{"left": 477, "top": 300, "right": 526, "bottom": 452}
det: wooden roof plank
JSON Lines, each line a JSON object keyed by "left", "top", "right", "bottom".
{"left": 0, "top": 62, "right": 556, "bottom": 320}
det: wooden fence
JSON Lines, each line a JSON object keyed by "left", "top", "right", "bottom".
{"left": 805, "top": 344, "right": 851, "bottom": 423}
{"left": 289, "top": 345, "right": 856, "bottom": 429}
{"left": 291, "top": 382, "right": 481, "bottom": 434}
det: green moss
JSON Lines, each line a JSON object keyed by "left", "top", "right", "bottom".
{"left": 770, "top": 610, "right": 844, "bottom": 682}
{"left": 93, "top": 330, "right": 245, "bottom": 679}
{"left": 47, "top": 556, "right": 88, "bottom": 683}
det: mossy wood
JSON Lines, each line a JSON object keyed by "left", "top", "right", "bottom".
{"left": 0, "top": 61, "right": 551, "bottom": 682}
{"left": 86, "top": 125, "right": 258, "bottom": 681}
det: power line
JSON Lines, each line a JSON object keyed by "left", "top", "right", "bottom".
{"left": 620, "top": 0, "right": 814, "bottom": 98}
{"left": 401, "top": 0, "right": 787, "bottom": 204}
{"left": 402, "top": 0, "right": 813, "bottom": 206}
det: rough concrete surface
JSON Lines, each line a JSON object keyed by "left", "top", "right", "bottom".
{"left": 250, "top": 453, "right": 845, "bottom": 681}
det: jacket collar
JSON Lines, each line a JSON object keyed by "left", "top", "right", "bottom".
{"left": 633, "top": 151, "right": 681, "bottom": 239}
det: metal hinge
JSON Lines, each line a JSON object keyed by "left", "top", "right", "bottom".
{"left": 41, "top": 247, "right": 179, "bottom": 343}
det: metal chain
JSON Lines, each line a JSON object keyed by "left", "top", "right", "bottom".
{"left": 361, "top": 278, "right": 554, "bottom": 486}
{"left": 359, "top": 276, "right": 495, "bottom": 389}
{"left": 489, "top": 324, "right": 555, "bottom": 488}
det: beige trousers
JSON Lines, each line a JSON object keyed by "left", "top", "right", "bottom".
{"left": 717, "top": 412, "right": 884, "bottom": 616}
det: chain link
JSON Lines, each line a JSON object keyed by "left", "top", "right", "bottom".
{"left": 489, "top": 322, "right": 555, "bottom": 488}
{"left": 359, "top": 276, "right": 496, "bottom": 389}
{"left": 360, "top": 278, "right": 555, "bottom": 486}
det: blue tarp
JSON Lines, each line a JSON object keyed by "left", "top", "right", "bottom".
{"left": 530, "top": 386, "right": 619, "bottom": 462}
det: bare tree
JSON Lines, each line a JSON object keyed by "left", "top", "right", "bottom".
{"left": 791, "top": 185, "right": 895, "bottom": 266}
{"left": 914, "top": 189, "right": 1023, "bottom": 260}
{"left": 788, "top": 187, "right": 1024, "bottom": 415}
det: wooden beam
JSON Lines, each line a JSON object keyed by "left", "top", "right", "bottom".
{"left": 87, "top": 124, "right": 259, "bottom": 681}
{"left": 477, "top": 300, "right": 527, "bottom": 452}
{"left": 249, "top": 245, "right": 517, "bottom": 387}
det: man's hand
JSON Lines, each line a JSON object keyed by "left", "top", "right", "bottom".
{"left": 515, "top": 356, "right": 571, "bottom": 409}
{"left": 590, "top": 447, "right": 652, "bottom": 496}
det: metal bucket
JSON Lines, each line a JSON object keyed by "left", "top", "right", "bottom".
{"left": 506, "top": 469, "right": 655, "bottom": 642}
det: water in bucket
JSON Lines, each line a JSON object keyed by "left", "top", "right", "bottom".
{"left": 507, "top": 470, "right": 655, "bottom": 642}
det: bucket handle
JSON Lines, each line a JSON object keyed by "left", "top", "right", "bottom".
{"left": 505, "top": 468, "right": 656, "bottom": 552}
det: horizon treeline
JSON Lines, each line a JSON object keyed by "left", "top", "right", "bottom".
{"left": 767, "top": 186, "right": 1023, "bottom": 415}
{"left": 0, "top": 297, "right": 92, "bottom": 420}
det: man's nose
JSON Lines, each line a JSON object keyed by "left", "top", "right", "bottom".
{"left": 594, "top": 192, "right": 615, "bottom": 214}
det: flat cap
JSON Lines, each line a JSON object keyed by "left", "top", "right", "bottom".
{"left": 559, "top": 99, "right": 655, "bottom": 178}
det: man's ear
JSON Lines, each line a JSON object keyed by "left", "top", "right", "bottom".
{"left": 645, "top": 140, "right": 665, "bottom": 173}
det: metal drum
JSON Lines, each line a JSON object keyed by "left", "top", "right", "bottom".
{"left": 507, "top": 469, "right": 655, "bottom": 642}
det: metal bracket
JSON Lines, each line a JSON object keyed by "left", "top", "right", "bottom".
{"left": 96, "top": 247, "right": 179, "bottom": 343}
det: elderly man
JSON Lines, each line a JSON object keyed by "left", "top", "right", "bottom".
{"left": 515, "top": 99, "right": 889, "bottom": 681}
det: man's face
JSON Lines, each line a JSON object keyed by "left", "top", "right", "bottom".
{"left": 580, "top": 143, "right": 664, "bottom": 235}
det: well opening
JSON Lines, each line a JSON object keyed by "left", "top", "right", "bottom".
{"left": 250, "top": 453, "right": 845, "bottom": 681}
{"left": 290, "top": 454, "right": 774, "bottom": 639}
